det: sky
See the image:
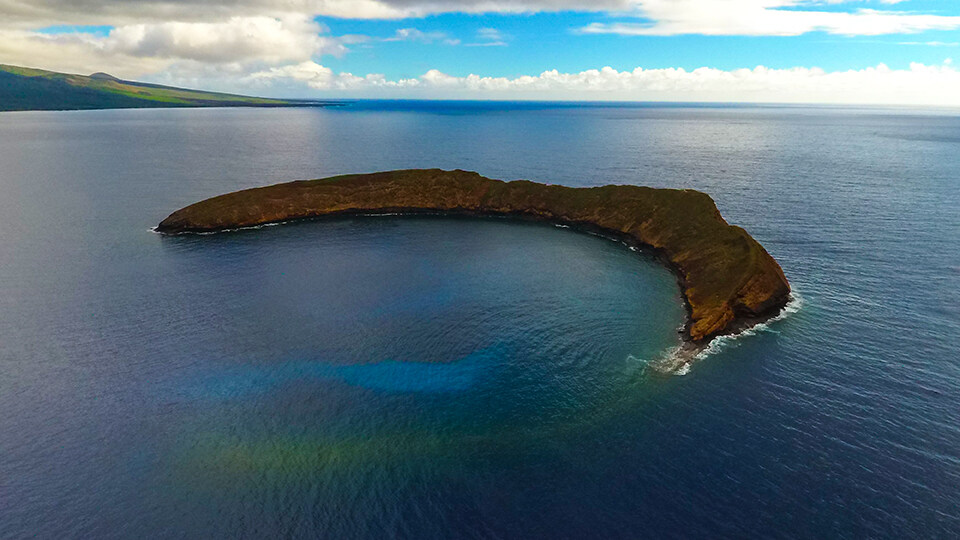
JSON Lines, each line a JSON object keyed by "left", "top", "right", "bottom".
{"left": 2, "top": 0, "right": 960, "bottom": 104}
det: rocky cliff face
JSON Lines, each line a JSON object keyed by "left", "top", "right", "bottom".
{"left": 158, "top": 169, "right": 791, "bottom": 343}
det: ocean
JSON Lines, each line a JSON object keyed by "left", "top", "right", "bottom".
{"left": 0, "top": 102, "right": 958, "bottom": 538}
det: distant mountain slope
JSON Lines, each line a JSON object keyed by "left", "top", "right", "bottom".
{"left": 0, "top": 64, "right": 330, "bottom": 112}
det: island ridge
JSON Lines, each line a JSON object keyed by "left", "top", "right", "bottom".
{"left": 157, "top": 169, "right": 791, "bottom": 343}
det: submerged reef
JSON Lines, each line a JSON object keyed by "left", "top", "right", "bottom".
{"left": 158, "top": 169, "right": 790, "bottom": 343}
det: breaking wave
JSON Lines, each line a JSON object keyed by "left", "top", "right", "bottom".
{"left": 648, "top": 291, "right": 804, "bottom": 376}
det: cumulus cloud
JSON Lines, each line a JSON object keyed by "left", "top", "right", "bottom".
{"left": 0, "top": 15, "right": 353, "bottom": 80}
{"left": 247, "top": 61, "right": 412, "bottom": 90}
{"left": 0, "top": 29, "right": 171, "bottom": 77}
{"left": 247, "top": 60, "right": 960, "bottom": 106}
{"left": 105, "top": 15, "right": 345, "bottom": 63}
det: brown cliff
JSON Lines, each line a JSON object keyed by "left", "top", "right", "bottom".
{"left": 157, "top": 169, "right": 791, "bottom": 343}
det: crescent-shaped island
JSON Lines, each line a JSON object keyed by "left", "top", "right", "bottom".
{"left": 157, "top": 169, "right": 791, "bottom": 344}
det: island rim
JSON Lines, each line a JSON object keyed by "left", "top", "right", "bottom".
{"left": 157, "top": 169, "right": 792, "bottom": 345}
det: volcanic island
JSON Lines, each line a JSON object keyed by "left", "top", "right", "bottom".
{"left": 157, "top": 169, "right": 791, "bottom": 345}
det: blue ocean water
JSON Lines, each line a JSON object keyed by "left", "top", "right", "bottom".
{"left": 0, "top": 103, "right": 958, "bottom": 538}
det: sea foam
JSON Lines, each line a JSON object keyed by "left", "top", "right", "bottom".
{"left": 649, "top": 291, "right": 804, "bottom": 376}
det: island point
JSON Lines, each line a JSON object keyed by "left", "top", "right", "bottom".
{"left": 157, "top": 169, "right": 791, "bottom": 344}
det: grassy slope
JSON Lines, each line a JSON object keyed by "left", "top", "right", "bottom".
{"left": 0, "top": 64, "right": 314, "bottom": 111}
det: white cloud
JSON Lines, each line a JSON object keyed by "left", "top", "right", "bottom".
{"left": 477, "top": 28, "right": 505, "bottom": 41}
{"left": 466, "top": 27, "right": 508, "bottom": 46}
{"left": 0, "top": 15, "right": 351, "bottom": 80}
{"left": 247, "top": 60, "right": 960, "bottom": 106}
{"left": 3, "top": 0, "right": 956, "bottom": 38}
{"left": 105, "top": 15, "right": 342, "bottom": 63}
{"left": 898, "top": 41, "right": 960, "bottom": 47}
{"left": 0, "top": 29, "right": 171, "bottom": 77}
{"left": 0, "top": 0, "right": 634, "bottom": 27}
{"left": 246, "top": 60, "right": 422, "bottom": 90}
{"left": 581, "top": 1, "right": 960, "bottom": 36}
{"left": 384, "top": 28, "right": 459, "bottom": 45}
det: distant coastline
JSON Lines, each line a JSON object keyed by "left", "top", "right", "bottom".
{"left": 157, "top": 169, "right": 791, "bottom": 344}
{"left": 0, "top": 64, "right": 339, "bottom": 112}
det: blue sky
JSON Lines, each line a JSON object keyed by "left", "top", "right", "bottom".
{"left": 317, "top": 11, "right": 960, "bottom": 79}
{"left": 4, "top": 1, "right": 960, "bottom": 104}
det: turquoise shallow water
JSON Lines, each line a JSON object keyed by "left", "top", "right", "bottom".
{"left": 0, "top": 103, "right": 958, "bottom": 538}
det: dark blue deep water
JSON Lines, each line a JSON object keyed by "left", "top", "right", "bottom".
{"left": 1, "top": 103, "right": 958, "bottom": 538}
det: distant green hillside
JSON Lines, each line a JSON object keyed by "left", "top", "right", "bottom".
{"left": 0, "top": 64, "right": 330, "bottom": 112}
